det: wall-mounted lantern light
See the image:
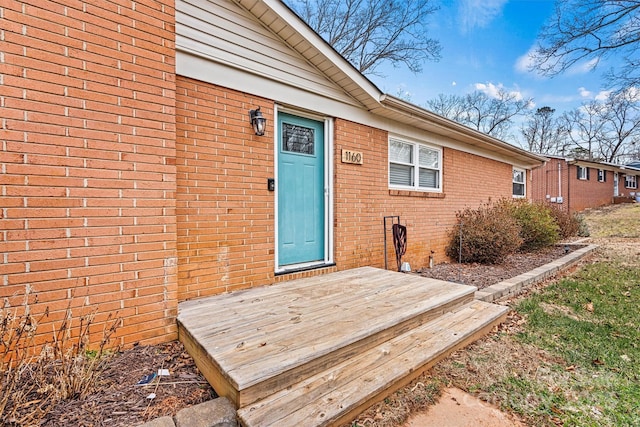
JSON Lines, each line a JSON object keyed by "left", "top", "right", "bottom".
{"left": 249, "top": 107, "right": 267, "bottom": 136}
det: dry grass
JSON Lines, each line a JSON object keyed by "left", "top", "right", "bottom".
{"left": 345, "top": 376, "right": 442, "bottom": 427}
{"left": 1, "top": 288, "right": 119, "bottom": 426}
{"left": 347, "top": 203, "right": 640, "bottom": 427}
{"left": 582, "top": 203, "right": 640, "bottom": 238}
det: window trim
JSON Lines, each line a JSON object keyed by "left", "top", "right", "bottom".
{"left": 597, "top": 169, "right": 606, "bottom": 182}
{"left": 388, "top": 137, "right": 442, "bottom": 192}
{"left": 512, "top": 168, "right": 526, "bottom": 198}
{"left": 625, "top": 174, "right": 638, "bottom": 189}
{"left": 577, "top": 166, "right": 589, "bottom": 180}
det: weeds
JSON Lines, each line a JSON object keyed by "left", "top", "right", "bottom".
{"left": 1, "top": 288, "right": 119, "bottom": 426}
{"left": 0, "top": 289, "right": 51, "bottom": 426}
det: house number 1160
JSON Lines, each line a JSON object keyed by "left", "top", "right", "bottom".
{"left": 341, "top": 150, "right": 363, "bottom": 165}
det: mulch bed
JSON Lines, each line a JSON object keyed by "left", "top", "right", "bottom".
{"left": 417, "top": 245, "right": 578, "bottom": 290}
{"left": 40, "top": 245, "right": 577, "bottom": 426}
{"left": 42, "top": 341, "right": 216, "bottom": 427}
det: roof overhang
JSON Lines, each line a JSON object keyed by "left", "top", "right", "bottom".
{"left": 567, "top": 158, "right": 635, "bottom": 173}
{"left": 378, "top": 95, "right": 547, "bottom": 167}
{"left": 235, "top": 0, "right": 546, "bottom": 169}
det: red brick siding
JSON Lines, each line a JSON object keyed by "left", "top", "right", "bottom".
{"left": 1, "top": 0, "right": 177, "bottom": 347}
{"left": 174, "top": 80, "right": 520, "bottom": 299}
{"left": 570, "top": 166, "right": 613, "bottom": 211}
{"left": 333, "top": 118, "right": 517, "bottom": 269}
{"left": 531, "top": 159, "right": 614, "bottom": 212}
{"left": 175, "top": 77, "right": 275, "bottom": 301}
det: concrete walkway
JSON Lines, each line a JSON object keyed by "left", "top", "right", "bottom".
{"left": 139, "top": 398, "right": 236, "bottom": 427}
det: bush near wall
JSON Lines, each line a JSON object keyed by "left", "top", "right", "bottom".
{"left": 499, "top": 199, "right": 560, "bottom": 252}
{"left": 447, "top": 199, "right": 567, "bottom": 264}
{"left": 548, "top": 205, "right": 581, "bottom": 239}
{"left": 446, "top": 201, "right": 523, "bottom": 264}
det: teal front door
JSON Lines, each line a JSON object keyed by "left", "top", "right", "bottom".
{"left": 277, "top": 113, "right": 325, "bottom": 267}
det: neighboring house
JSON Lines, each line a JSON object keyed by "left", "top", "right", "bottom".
{"left": 1, "top": 0, "right": 544, "bottom": 347}
{"left": 530, "top": 155, "right": 639, "bottom": 212}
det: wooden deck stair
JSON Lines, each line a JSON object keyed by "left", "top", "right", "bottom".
{"left": 177, "top": 267, "right": 509, "bottom": 427}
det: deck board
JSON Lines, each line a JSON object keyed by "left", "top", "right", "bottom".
{"left": 177, "top": 267, "right": 477, "bottom": 407}
{"left": 237, "top": 300, "right": 510, "bottom": 427}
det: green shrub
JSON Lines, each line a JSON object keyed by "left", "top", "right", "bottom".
{"left": 446, "top": 201, "right": 523, "bottom": 264}
{"left": 498, "top": 199, "right": 560, "bottom": 252}
{"left": 576, "top": 213, "right": 590, "bottom": 237}
{"left": 548, "top": 205, "right": 580, "bottom": 238}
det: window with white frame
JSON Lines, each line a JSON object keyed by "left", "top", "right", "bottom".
{"left": 597, "top": 169, "right": 606, "bottom": 182}
{"left": 577, "top": 166, "right": 589, "bottom": 180}
{"left": 388, "top": 138, "right": 441, "bottom": 191}
{"left": 626, "top": 174, "right": 637, "bottom": 189}
{"left": 513, "top": 168, "right": 525, "bottom": 197}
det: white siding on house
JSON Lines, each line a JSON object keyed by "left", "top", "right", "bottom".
{"left": 175, "top": 0, "right": 544, "bottom": 170}
{"left": 176, "top": 0, "right": 360, "bottom": 106}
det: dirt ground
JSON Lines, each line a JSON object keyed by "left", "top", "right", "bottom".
{"left": 403, "top": 387, "right": 526, "bottom": 427}
{"left": 417, "top": 244, "right": 578, "bottom": 290}
{"left": 42, "top": 341, "right": 216, "bottom": 426}
{"left": 41, "top": 204, "right": 639, "bottom": 426}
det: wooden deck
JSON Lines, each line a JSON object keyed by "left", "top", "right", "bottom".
{"left": 177, "top": 266, "right": 509, "bottom": 427}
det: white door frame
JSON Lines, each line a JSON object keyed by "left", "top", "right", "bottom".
{"left": 273, "top": 105, "right": 334, "bottom": 274}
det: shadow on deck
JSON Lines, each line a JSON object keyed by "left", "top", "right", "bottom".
{"left": 177, "top": 266, "right": 508, "bottom": 427}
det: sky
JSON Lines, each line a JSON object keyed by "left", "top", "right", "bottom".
{"left": 369, "top": 0, "right": 614, "bottom": 118}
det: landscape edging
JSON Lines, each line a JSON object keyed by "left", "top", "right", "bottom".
{"left": 475, "top": 244, "right": 598, "bottom": 302}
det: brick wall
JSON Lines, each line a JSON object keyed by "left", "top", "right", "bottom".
{"left": 333, "top": 118, "right": 516, "bottom": 270}
{"left": 1, "top": 0, "right": 177, "bottom": 347}
{"left": 569, "top": 166, "right": 613, "bottom": 212}
{"left": 174, "top": 80, "right": 518, "bottom": 299}
{"left": 531, "top": 159, "right": 615, "bottom": 212}
{"left": 175, "top": 77, "right": 275, "bottom": 301}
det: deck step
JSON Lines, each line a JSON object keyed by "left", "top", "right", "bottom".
{"left": 237, "top": 300, "right": 509, "bottom": 427}
{"left": 178, "top": 267, "right": 477, "bottom": 407}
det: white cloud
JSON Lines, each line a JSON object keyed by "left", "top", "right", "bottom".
{"left": 514, "top": 45, "right": 600, "bottom": 78}
{"left": 458, "top": 0, "right": 508, "bottom": 34}
{"left": 515, "top": 48, "right": 535, "bottom": 74}
{"left": 624, "top": 86, "right": 640, "bottom": 102}
{"left": 452, "top": 81, "right": 457, "bottom": 87}
{"left": 578, "top": 87, "right": 591, "bottom": 98}
{"left": 594, "top": 90, "right": 611, "bottom": 101}
{"left": 567, "top": 58, "right": 600, "bottom": 75}
{"left": 474, "top": 82, "right": 525, "bottom": 101}
{"left": 514, "top": 45, "right": 547, "bottom": 79}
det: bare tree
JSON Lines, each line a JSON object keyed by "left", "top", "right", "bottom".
{"left": 521, "top": 106, "right": 567, "bottom": 154}
{"left": 426, "top": 94, "right": 467, "bottom": 124}
{"left": 599, "top": 90, "right": 640, "bottom": 162}
{"left": 530, "top": 0, "right": 640, "bottom": 89}
{"left": 427, "top": 89, "right": 531, "bottom": 140}
{"left": 560, "top": 102, "right": 608, "bottom": 160}
{"left": 286, "top": 0, "right": 441, "bottom": 76}
{"left": 556, "top": 91, "right": 640, "bottom": 162}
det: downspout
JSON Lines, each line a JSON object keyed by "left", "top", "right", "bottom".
{"left": 567, "top": 163, "right": 571, "bottom": 212}
{"left": 558, "top": 161, "right": 562, "bottom": 201}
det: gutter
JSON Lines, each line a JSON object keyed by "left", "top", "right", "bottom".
{"left": 379, "top": 94, "right": 547, "bottom": 166}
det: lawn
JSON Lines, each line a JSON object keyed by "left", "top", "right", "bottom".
{"left": 435, "top": 203, "right": 640, "bottom": 427}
